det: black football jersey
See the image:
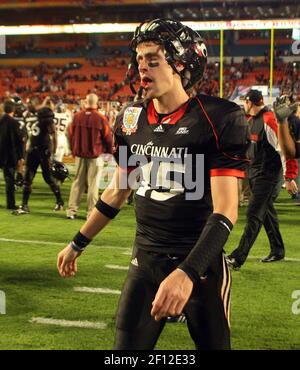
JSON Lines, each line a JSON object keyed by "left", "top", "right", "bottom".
{"left": 25, "top": 108, "right": 55, "bottom": 149}
{"left": 246, "top": 107, "right": 282, "bottom": 180}
{"left": 23, "top": 110, "right": 38, "bottom": 142}
{"left": 114, "top": 94, "right": 250, "bottom": 254}
{"left": 14, "top": 112, "right": 27, "bottom": 156}
{"left": 14, "top": 113, "right": 26, "bottom": 136}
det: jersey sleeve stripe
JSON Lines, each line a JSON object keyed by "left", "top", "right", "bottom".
{"left": 263, "top": 111, "right": 278, "bottom": 136}
{"left": 210, "top": 169, "right": 245, "bottom": 178}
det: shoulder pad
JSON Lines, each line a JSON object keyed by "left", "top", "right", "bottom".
{"left": 196, "top": 94, "right": 241, "bottom": 117}
{"left": 196, "top": 94, "right": 250, "bottom": 152}
{"left": 218, "top": 108, "right": 250, "bottom": 152}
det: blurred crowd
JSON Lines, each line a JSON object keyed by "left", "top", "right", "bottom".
{"left": 1, "top": 57, "right": 299, "bottom": 105}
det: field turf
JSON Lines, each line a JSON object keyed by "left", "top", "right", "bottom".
{"left": 0, "top": 172, "right": 299, "bottom": 350}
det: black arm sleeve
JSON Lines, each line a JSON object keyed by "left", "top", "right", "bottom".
{"left": 178, "top": 213, "right": 233, "bottom": 283}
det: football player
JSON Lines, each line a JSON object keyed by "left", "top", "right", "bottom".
{"left": 11, "top": 95, "right": 27, "bottom": 186}
{"left": 11, "top": 95, "right": 27, "bottom": 143}
{"left": 0, "top": 100, "right": 24, "bottom": 210}
{"left": 54, "top": 102, "right": 72, "bottom": 162}
{"left": 14, "top": 97, "right": 64, "bottom": 214}
{"left": 57, "top": 19, "right": 250, "bottom": 350}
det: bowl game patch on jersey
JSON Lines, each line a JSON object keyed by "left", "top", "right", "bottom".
{"left": 122, "top": 107, "right": 142, "bottom": 135}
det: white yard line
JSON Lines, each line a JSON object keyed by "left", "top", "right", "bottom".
{"left": 105, "top": 264, "right": 129, "bottom": 271}
{"left": 248, "top": 256, "right": 300, "bottom": 262}
{"left": 30, "top": 317, "right": 107, "bottom": 330}
{"left": 0, "top": 237, "right": 130, "bottom": 252}
{"left": 0, "top": 238, "right": 64, "bottom": 246}
{"left": 74, "top": 287, "right": 121, "bottom": 295}
{"left": 1, "top": 237, "right": 299, "bottom": 262}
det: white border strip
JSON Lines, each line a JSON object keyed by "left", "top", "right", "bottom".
{"left": 74, "top": 287, "right": 121, "bottom": 295}
{"left": 1, "top": 19, "right": 300, "bottom": 35}
{"left": 30, "top": 317, "right": 107, "bottom": 329}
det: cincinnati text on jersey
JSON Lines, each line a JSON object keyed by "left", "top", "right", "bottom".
{"left": 130, "top": 142, "right": 188, "bottom": 158}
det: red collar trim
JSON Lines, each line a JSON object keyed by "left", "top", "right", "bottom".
{"left": 147, "top": 99, "right": 190, "bottom": 125}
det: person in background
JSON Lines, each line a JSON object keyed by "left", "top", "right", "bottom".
{"left": 54, "top": 102, "right": 72, "bottom": 163}
{"left": 13, "top": 97, "right": 64, "bottom": 214}
{"left": 0, "top": 100, "right": 24, "bottom": 210}
{"left": 66, "top": 93, "right": 113, "bottom": 220}
{"left": 226, "top": 90, "right": 285, "bottom": 269}
{"left": 274, "top": 96, "right": 300, "bottom": 204}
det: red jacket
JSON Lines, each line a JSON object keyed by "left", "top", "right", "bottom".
{"left": 285, "top": 159, "right": 298, "bottom": 180}
{"left": 69, "top": 108, "right": 113, "bottom": 158}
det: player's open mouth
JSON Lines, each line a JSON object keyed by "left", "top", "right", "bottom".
{"left": 141, "top": 77, "right": 153, "bottom": 88}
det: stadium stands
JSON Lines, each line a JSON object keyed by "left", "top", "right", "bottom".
{"left": 0, "top": 26, "right": 299, "bottom": 104}
{"left": 1, "top": 56, "right": 299, "bottom": 103}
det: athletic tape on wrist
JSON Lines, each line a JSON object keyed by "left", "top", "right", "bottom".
{"left": 71, "top": 231, "right": 91, "bottom": 252}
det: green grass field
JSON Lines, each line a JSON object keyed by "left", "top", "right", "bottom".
{"left": 0, "top": 172, "right": 299, "bottom": 350}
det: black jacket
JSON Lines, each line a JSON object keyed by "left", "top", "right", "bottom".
{"left": 246, "top": 107, "right": 282, "bottom": 180}
{"left": 0, "top": 114, "right": 24, "bottom": 168}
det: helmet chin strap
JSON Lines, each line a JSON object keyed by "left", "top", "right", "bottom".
{"left": 182, "top": 70, "right": 191, "bottom": 88}
{"left": 137, "top": 86, "right": 145, "bottom": 100}
{"left": 134, "top": 86, "right": 150, "bottom": 106}
{"left": 129, "top": 81, "right": 137, "bottom": 95}
{"left": 166, "top": 54, "right": 189, "bottom": 88}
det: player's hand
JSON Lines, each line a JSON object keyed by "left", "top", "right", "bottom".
{"left": 273, "top": 95, "right": 298, "bottom": 124}
{"left": 17, "top": 158, "right": 25, "bottom": 173}
{"left": 285, "top": 180, "right": 298, "bottom": 196}
{"left": 151, "top": 268, "right": 193, "bottom": 321}
{"left": 57, "top": 244, "right": 81, "bottom": 278}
